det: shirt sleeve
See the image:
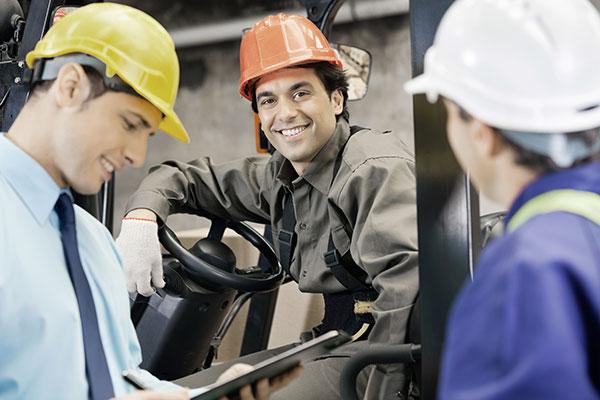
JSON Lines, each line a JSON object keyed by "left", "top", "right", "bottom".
{"left": 439, "top": 234, "right": 596, "bottom": 400}
{"left": 125, "top": 156, "right": 274, "bottom": 224}
{"left": 334, "top": 154, "right": 419, "bottom": 348}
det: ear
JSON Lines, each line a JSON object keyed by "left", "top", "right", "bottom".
{"left": 331, "top": 89, "right": 344, "bottom": 116}
{"left": 54, "top": 63, "right": 91, "bottom": 108}
{"left": 475, "top": 123, "right": 503, "bottom": 158}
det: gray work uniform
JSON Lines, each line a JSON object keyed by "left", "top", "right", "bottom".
{"left": 126, "top": 119, "right": 419, "bottom": 399}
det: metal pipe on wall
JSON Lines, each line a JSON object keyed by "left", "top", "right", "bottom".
{"left": 169, "top": 0, "right": 409, "bottom": 49}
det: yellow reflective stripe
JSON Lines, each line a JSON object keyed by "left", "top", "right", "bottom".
{"left": 507, "top": 189, "right": 600, "bottom": 233}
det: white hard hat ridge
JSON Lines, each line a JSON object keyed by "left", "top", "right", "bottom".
{"left": 404, "top": 0, "right": 600, "bottom": 134}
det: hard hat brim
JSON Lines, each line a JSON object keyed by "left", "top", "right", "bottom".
{"left": 404, "top": 73, "right": 432, "bottom": 95}
{"left": 159, "top": 108, "right": 189, "bottom": 143}
{"left": 404, "top": 73, "right": 440, "bottom": 104}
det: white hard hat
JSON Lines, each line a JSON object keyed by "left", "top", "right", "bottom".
{"left": 405, "top": 0, "right": 600, "bottom": 134}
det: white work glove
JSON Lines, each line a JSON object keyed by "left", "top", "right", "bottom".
{"left": 116, "top": 218, "right": 164, "bottom": 296}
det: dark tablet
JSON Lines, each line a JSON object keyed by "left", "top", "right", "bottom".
{"left": 190, "top": 330, "right": 351, "bottom": 400}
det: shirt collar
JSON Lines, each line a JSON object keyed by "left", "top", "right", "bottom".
{"left": 275, "top": 119, "right": 351, "bottom": 194}
{"left": 303, "top": 119, "right": 351, "bottom": 194}
{"left": 0, "top": 134, "right": 67, "bottom": 224}
{"left": 505, "top": 162, "right": 600, "bottom": 227}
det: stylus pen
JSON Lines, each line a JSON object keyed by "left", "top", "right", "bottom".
{"left": 123, "top": 370, "right": 151, "bottom": 391}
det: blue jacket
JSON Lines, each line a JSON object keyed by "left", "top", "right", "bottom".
{"left": 439, "top": 162, "right": 600, "bottom": 400}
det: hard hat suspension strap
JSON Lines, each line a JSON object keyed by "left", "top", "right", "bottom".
{"left": 30, "top": 53, "right": 141, "bottom": 99}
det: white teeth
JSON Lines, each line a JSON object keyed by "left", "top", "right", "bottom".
{"left": 280, "top": 126, "right": 306, "bottom": 137}
{"left": 101, "top": 157, "right": 114, "bottom": 173}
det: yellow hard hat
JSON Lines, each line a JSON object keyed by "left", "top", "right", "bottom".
{"left": 26, "top": 3, "right": 189, "bottom": 143}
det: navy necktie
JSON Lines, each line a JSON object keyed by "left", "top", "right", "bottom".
{"left": 55, "top": 193, "right": 114, "bottom": 400}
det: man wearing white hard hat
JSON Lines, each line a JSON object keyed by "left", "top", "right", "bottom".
{"left": 405, "top": 0, "right": 600, "bottom": 398}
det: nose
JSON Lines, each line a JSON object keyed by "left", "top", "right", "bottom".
{"left": 124, "top": 133, "right": 149, "bottom": 168}
{"left": 276, "top": 97, "right": 298, "bottom": 122}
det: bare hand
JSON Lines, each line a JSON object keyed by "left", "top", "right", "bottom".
{"left": 217, "top": 365, "right": 302, "bottom": 400}
{"left": 111, "top": 389, "right": 189, "bottom": 400}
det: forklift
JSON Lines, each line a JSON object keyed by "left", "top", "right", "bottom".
{"left": 0, "top": 0, "right": 501, "bottom": 398}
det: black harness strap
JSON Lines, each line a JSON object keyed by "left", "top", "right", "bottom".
{"left": 324, "top": 125, "right": 374, "bottom": 293}
{"left": 322, "top": 126, "right": 378, "bottom": 331}
{"left": 278, "top": 192, "right": 296, "bottom": 276}
{"left": 277, "top": 125, "right": 377, "bottom": 335}
{"left": 278, "top": 126, "right": 365, "bottom": 277}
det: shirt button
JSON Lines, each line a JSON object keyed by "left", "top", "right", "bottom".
{"left": 298, "top": 222, "right": 307, "bottom": 230}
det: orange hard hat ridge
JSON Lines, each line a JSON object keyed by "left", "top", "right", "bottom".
{"left": 238, "top": 13, "right": 342, "bottom": 101}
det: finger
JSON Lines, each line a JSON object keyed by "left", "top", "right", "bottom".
{"left": 142, "top": 390, "right": 189, "bottom": 400}
{"left": 270, "top": 366, "right": 303, "bottom": 391}
{"left": 216, "top": 363, "right": 254, "bottom": 384}
{"left": 238, "top": 384, "right": 254, "bottom": 400}
{"left": 127, "top": 279, "right": 137, "bottom": 294}
{"left": 151, "top": 265, "right": 165, "bottom": 289}
{"left": 111, "top": 389, "right": 188, "bottom": 400}
{"left": 137, "top": 278, "right": 155, "bottom": 297}
{"left": 254, "top": 378, "right": 270, "bottom": 398}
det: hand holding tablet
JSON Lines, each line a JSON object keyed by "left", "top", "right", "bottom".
{"left": 124, "top": 331, "right": 350, "bottom": 400}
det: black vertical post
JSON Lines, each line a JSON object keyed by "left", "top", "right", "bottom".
{"left": 240, "top": 226, "right": 280, "bottom": 355}
{"left": 1, "top": 0, "right": 65, "bottom": 132}
{"left": 409, "top": 1, "right": 481, "bottom": 399}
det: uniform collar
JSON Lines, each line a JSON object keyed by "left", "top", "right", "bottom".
{"left": 0, "top": 134, "right": 69, "bottom": 224}
{"left": 505, "top": 162, "right": 600, "bottom": 227}
{"left": 275, "top": 119, "right": 351, "bottom": 194}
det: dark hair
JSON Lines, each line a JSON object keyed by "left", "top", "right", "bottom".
{"left": 250, "top": 61, "right": 350, "bottom": 122}
{"left": 29, "top": 65, "right": 108, "bottom": 105}
{"left": 456, "top": 104, "right": 600, "bottom": 173}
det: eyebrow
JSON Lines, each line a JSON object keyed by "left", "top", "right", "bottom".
{"left": 289, "top": 81, "right": 313, "bottom": 92}
{"left": 121, "top": 111, "right": 151, "bottom": 129}
{"left": 256, "top": 81, "right": 314, "bottom": 101}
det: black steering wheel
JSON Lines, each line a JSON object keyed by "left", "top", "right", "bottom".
{"left": 158, "top": 208, "right": 284, "bottom": 293}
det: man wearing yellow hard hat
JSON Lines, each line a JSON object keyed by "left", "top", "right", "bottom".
{"left": 0, "top": 3, "right": 298, "bottom": 399}
{"left": 119, "top": 13, "right": 418, "bottom": 400}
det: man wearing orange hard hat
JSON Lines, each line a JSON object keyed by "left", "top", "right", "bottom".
{"left": 119, "top": 13, "right": 418, "bottom": 399}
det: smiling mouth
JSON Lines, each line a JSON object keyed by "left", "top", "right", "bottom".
{"left": 100, "top": 157, "right": 115, "bottom": 174}
{"left": 277, "top": 124, "right": 308, "bottom": 137}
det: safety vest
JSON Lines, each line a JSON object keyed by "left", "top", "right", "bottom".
{"left": 507, "top": 189, "right": 600, "bottom": 233}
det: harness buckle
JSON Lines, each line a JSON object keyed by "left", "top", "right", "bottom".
{"left": 324, "top": 249, "right": 341, "bottom": 269}
{"left": 278, "top": 229, "right": 295, "bottom": 246}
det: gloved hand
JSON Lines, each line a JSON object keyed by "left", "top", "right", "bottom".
{"left": 116, "top": 216, "right": 164, "bottom": 296}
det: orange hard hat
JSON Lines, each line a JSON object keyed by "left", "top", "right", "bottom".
{"left": 238, "top": 13, "right": 342, "bottom": 101}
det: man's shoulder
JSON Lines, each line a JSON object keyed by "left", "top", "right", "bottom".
{"left": 73, "top": 205, "right": 114, "bottom": 240}
{"left": 0, "top": 172, "right": 23, "bottom": 214}
{"left": 342, "top": 127, "right": 414, "bottom": 170}
{"left": 478, "top": 211, "right": 600, "bottom": 278}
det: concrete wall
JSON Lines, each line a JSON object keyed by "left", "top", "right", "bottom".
{"left": 112, "top": 14, "right": 415, "bottom": 234}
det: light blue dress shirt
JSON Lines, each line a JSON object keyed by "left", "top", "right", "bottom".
{"left": 0, "top": 135, "right": 178, "bottom": 399}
